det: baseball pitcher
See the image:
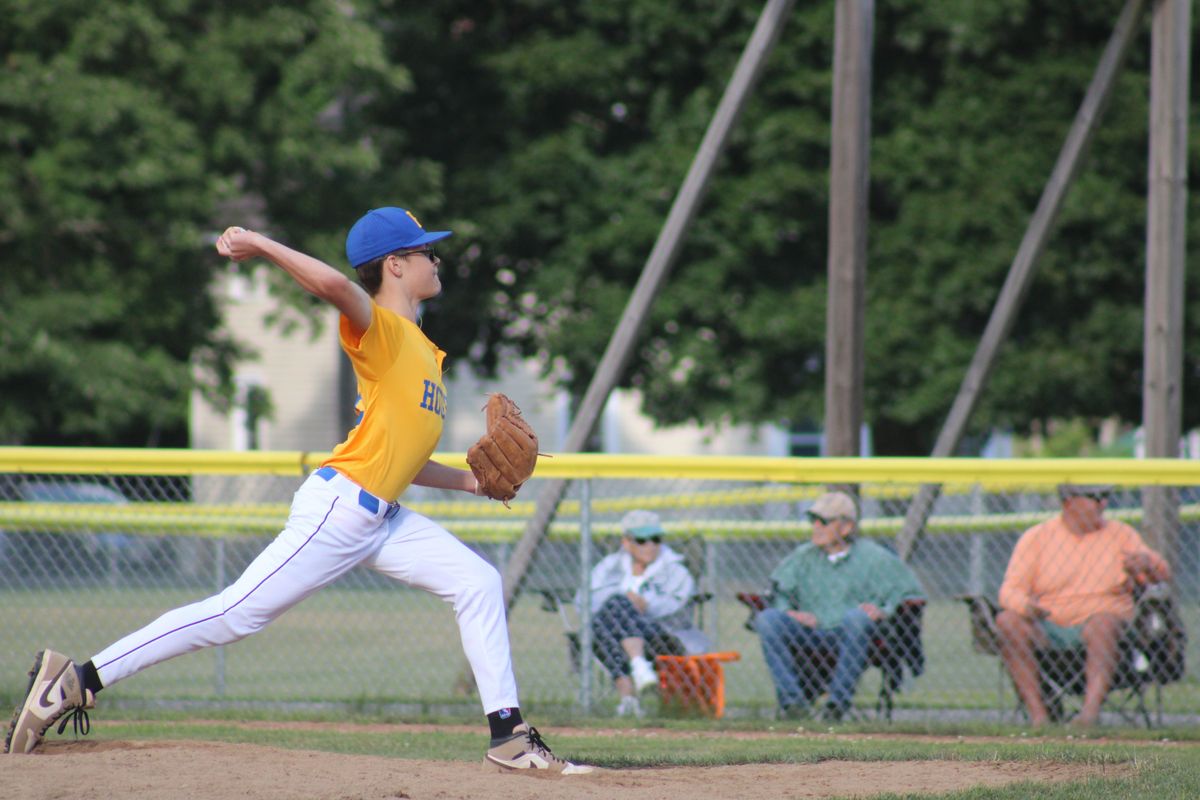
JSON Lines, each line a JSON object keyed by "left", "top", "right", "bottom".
{"left": 4, "top": 207, "right": 591, "bottom": 775}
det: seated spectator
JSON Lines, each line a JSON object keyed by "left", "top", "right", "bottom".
{"left": 755, "top": 491, "right": 925, "bottom": 721}
{"left": 581, "top": 510, "right": 706, "bottom": 718}
{"left": 997, "top": 484, "right": 1171, "bottom": 727}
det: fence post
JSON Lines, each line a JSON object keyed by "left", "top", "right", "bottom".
{"left": 968, "top": 485, "right": 985, "bottom": 595}
{"left": 705, "top": 539, "right": 720, "bottom": 645}
{"left": 214, "top": 538, "right": 226, "bottom": 696}
{"left": 577, "top": 480, "right": 594, "bottom": 713}
{"left": 496, "top": 542, "right": 510, "bottom": 576}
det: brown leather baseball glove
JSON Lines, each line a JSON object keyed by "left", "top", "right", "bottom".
{"left": 466, "top": 393, "right": 539, "bottom": 506}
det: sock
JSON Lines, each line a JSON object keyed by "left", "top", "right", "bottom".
{"left": 487, "top": 707, "right": 524, "bottom": 740}
{"left": 81, "top": 660, "right": 104, "bottom": 696}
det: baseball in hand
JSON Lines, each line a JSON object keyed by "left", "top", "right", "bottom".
{"left": 216, "top": 226, "right": 253, "bottom": 261}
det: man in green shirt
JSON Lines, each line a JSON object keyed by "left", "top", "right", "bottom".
{"left": 756, "top": 492, "right": 925, "bottom": 721}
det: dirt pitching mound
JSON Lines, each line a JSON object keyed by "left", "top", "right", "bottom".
{"left": 1, "top": 737, "right": 1112, "bottom": 800}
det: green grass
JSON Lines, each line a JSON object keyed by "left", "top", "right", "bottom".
{"left": 59, "top": 711, "right": 1200, "bottom": 799}
{"left": 2, "top": 589, "right": 1197, "bottom": 721}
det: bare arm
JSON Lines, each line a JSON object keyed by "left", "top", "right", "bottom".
{"left": 216, "top": 227, "right": 373, "bottom": 334}
{"left": 411, "top": 459, "right": 477, "bottom": 494}
{"left": 1124, "top": 547, "right": 1171, "bottom": 583}
{"left": 998, "top": 529, "right": 1040, "bottom": 617}
{"left": 625, "top": 592, "right": 649, "bottom": 614}
{"left": 858, "top": 602, "right": 885, "bottom": 622}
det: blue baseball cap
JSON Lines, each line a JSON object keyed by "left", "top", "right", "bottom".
{"left": 345, "top": 207, "right": 452, "bottom": 268}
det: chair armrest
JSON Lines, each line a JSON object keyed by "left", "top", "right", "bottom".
{"left": 538, "top": 590, "right": 561, "bottom": 614}
{"left": 1135, "top": 581, "right": 1172, "bottom": 605}
{"left": 956, "top": 593, "right": 1001, "bottom": 617}
{"left": 957, "top": 594, "right": 1003, "bottom": 656}
{"left": 893, "top": 597, "right": 926, "bottom": 620}
{"left": 735, "top": 592, "right": 768, "bottom": 632}
{"left": 538, "top": 587, "right": 575, "bottom": 614}
{"left": 735, "top": 592, "right": 767, "bottom": 612}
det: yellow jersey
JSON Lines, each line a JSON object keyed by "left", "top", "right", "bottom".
{"left": 321, "top": 302, "right": 446, "bottom": 501}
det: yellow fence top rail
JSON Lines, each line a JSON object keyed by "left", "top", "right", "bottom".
{"left": 3, "top": 448, "right": 1200, "bottom": 485}
{"left": 4, "top": 500, "right": 1197, "bottom": 544}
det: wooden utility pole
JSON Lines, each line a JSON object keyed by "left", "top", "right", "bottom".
{"left": 824, "top": 0, "right": 873, "bottom": 460}
{"left": 895, "top": 0, "right": 1149, "bottom": 559}
{"left": 1141, "top": 0, "right": 1190, "bottom": 564}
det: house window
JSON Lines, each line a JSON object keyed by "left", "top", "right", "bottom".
{"left": 232, "top": 378, "right": 272, "bottom": 451}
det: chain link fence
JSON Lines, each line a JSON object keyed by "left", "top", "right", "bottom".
{"left": 0, "top": 450, "right": 1196, "bottom": 725}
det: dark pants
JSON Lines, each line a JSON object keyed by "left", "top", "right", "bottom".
{"left": 590, "top": 594, "right": 684, "bottom": 679}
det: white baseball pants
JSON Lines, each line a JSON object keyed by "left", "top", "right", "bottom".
{"left": 90, "top": 469, "right": 520, "bottom": 714}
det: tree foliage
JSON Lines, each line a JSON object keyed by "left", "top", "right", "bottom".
{"left": 5, "top": 0, "right": 1198, "bottom": 453}
{"left": 0, "top": 0, "right": 426, "bottom": 445}
{"left": 403, "top": 0, "right": 1200, "bottom": 454}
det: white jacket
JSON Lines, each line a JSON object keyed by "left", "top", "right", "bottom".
{"left": 581, "top": 544, "right": 697, "bottom": 631}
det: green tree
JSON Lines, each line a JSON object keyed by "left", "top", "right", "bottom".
{"left": 396, "top": 0, "right": 1200, "bottom": 454}
{"left": 0, "top": 0, "right": 426, "bottom": 445}
{"left": 7, "top": 1, "right": 1198, "bottom": 456}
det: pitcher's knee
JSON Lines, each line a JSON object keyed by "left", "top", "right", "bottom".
{"left": 218, "top": 607, "right": 271, "bottom": 641}
{"left": 457, "top": 561, "right": 504, "bottom": 604}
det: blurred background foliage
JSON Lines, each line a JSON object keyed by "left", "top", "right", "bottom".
{"left": 2, "top": 0, "right": 1197, "bottom": 453}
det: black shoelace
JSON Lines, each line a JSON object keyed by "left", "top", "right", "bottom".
{"left": 55, "top": 707, "right": 91, "bottom": 739}
{"left": 523, "top": 727, "right": 566, "bottom": 763}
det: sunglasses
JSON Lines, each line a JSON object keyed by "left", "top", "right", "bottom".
{"left": 631, "top": 535, "right": 662, "bottom": 545}
{"left": 395, "top": 247, "right": 440, "bottom": 265}
{"left": 1070, "top": 492, "right": 1110, "bottom": 503}
{"left": 806, "top": 512, "right": 840, "bottom": 526}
